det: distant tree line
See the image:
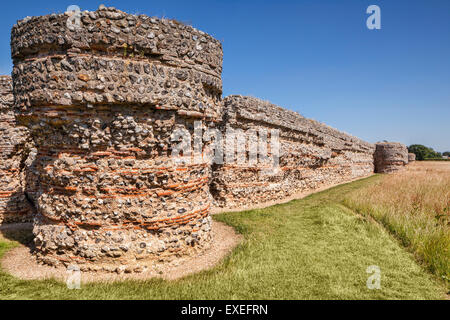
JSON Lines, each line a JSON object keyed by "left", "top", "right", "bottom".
{"left": 408, "top": 144, "right": 449, "bottom": 160}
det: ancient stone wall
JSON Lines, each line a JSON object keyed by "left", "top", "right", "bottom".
{"left": 0, "top": 75, "right": 33, "bottom": 224}
{"left": 374, "top": 142, "right": 408, "bottom": 173}
{"left": 11, "top": 6, "right": 223, "bottom": 271}
{"left": 408, "top": 153, "right": 416, "bottom": 162}
{"left": 211, "top": 96, "right": 375, "bottom": 209}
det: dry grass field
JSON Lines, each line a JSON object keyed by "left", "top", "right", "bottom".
{"left": 1, "top": 174, "right": 447, "bottom": 299}
{"left": 344, "top": 161, "right": 450, "bottom": 287}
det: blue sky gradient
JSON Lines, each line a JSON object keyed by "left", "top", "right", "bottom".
{"left": 1, "top": 0, "right": 449, "bottom": 151}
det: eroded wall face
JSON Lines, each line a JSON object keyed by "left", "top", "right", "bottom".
{"left": 0, "top": 76, "right": 33, "bottom": 224}
{"left": 408, "top": 153, "right": 416, "bottom": 162}
{"left": 374, "top": 142, "right": 408, "bottom": 173}
{"left": 211, "top": 96, "right": 375, "bottom": 209}
{"left": 11, "top": 7, "right": 222, "bottom": 271}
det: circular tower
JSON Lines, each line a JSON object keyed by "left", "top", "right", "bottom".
{"left": 374, "top": 142, "right": 408, "bottom": 173}
{"left": 11, "top": 6, "right": 223, "bottom": 271}
{"left": 0, "top": 75, "right": 33, "bottom": 224}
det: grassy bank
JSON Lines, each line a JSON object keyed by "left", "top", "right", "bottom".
{"left": 0, "top": 176, "right": 446, "bottom": 299}
{"left": 344, "top": 162, "right": 449, "bottom": 289}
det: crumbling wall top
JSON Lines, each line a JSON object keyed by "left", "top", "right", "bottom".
{"left": 223, "top": 95, "right": 374, "bottom": 153}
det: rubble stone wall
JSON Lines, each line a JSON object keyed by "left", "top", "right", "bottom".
{"left": 374, "top": 142, "right": 408, "bottom": 173}
{"left": 7, "top": 5, "right": 413, "bottom": 271}
{"left": 408, "top": 153, "right": 416, "bottom": 162}
{"left": 211, "top": 96, "right": 375, "bottom": 209}
{"left": 0, "top": 75, "right": 33, "bottom": 224}
{"left": 11, "top": 7, "right": 223, "bottom": 272}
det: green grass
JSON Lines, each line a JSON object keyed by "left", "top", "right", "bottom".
{"left": 0, "top": 176, "right": 446, "bottom": 299}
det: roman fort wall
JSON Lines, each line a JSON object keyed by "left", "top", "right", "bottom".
{"left": 211, "top": 96, "right": 375, "bottom": 209}
{"left": 1, "top": 6, "right": 413, "bottom": 272}
{"left": 11, "top": 6, "right": 222, "bottom": 271}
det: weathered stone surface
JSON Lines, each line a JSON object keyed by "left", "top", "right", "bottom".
{"left": 408, "top": 153, "right": 416, "bottom": 162}
{"left": 374, "top": 142, "right": 408, "bottom": 173}
{"left": 11, "top": 7, "right": 222, "bottom": 271}
{"left": 211, "top": 96, "right": 375, "bottom": 209}
{"left": 0, "top": 75, "right": 33, "bottom": 223}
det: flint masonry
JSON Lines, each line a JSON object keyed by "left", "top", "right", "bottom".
{"left": 0, "top": 6, "right": 410, "bottom": 272}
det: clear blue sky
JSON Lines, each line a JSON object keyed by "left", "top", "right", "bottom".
{"left": 1, "top": 0, "right": 449, "bottom": 151}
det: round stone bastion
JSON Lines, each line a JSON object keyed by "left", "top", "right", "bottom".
{"left": 11, "top": 6, "right": 223, "bottom": 272}
{"left": 408, "top": 153, "right": 416, "bottom": 162}
{"left": 0, "top": 75, "right": 33, "bottom": 224}
{"left": 374, "top": 142, "right": 408, "bottom": 173}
